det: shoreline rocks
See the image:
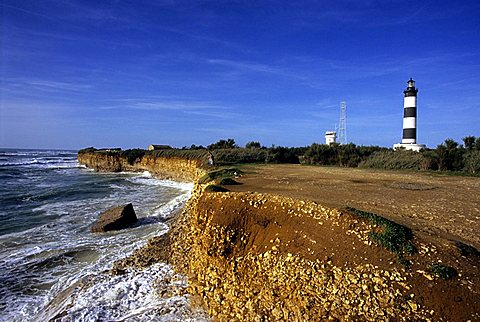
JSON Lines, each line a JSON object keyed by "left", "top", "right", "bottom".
{"left": 79, "top": 151, "right": 480, "bottom": 321}
{"left": 91, "top": 203, "right": 138, "bottom": 233}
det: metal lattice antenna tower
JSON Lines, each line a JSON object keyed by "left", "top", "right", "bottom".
{"left": 338, "top": 101, "right": 347, "bottom": 144}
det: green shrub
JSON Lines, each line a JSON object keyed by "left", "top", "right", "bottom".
{"left": 78, "top": 147, "right": 97, "bottom": 153}
{"left": 120, "top": 149, "right": 146, "bottom": 165}
{"left": 455, "top": 241, "right": 480, "bottom": 257}
{"left": 199, "top": 168, "right": 243, "bottom": 184}
{"left": 428, "top": 263, "right": 457, "bottom": 280}
{"left": 358, "top": 150, "right": 427, "bottom": 170}
{"left": 463, "top": 150, "right": 480, "bottom": 174}
{"left": 149, "top": 149, "right": 209, "bottom": 161}
{"left": 302, "top": 143, "right": 385, "bottom": 167}
{"left": 205, "top": 184, "right": 230, "bottom": 192}
{"left": 218, "top": 177, "right": 241, "bottom": 185}
{"left": 347, "top": 207, "right": 416, "bottom": 266}
{"left": 212, "top": 149, "right": 268, "bottom": 165}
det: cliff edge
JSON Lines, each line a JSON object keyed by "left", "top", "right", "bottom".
{"left": 79, "top": 150, "right": 480, "bottom": 321}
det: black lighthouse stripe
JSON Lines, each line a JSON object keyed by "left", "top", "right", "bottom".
{"left": 403, "top": 128, "right": 416, "bottom": 140}
{"left": 404, "top": 107, "right": 417, "bottom": 117}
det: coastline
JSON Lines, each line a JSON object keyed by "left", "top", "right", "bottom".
{"left": 78, "top": 150, "right": 480, "bottom": 321}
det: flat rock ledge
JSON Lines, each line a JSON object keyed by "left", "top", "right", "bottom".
{"left": 91, "top": 203, "right": 138, "bottom": 233}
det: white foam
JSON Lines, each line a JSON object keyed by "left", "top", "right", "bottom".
{"left": 126, "top": 176, "right": 193, "bottom": 192}
{"left": 151, "top": 191, "right": 191, "bottom": 219}
{"left": 52, "top": 264, "right": 210, "bottom": 321}
{"left": 0, "top": 159, "right": 79, "bottom": 169}
{"left": 0, "top": 156, "right": 201, "bottom": 321}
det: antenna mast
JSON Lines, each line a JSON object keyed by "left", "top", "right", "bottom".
{"left": 338, "top": 101, "right": 347, "bottom": 144}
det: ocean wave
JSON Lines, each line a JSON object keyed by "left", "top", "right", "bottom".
{"left": 0, "top": 152, "right": 200, "bottom": 321}
{"left": 150, "top": 191, "right": 192, "bottom": 219}
{"left": 0, "top": 159, "right": 79, "bottom": 169}
{"left": 33, "top": 264, "right": 209, "bottom": 322}
{"left": 0, "top": 150, "right": 75, "bottom": 157}
{"left": 127, "top": 175, "right": 193, "bottom": 191}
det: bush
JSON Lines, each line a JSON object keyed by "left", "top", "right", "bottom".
{"left": 78, "top": 147, "right": 97, "bottom": 153}
{"left": 436, "top": 139, "right": 465, "bottom": 171}
{"left": 359, "top": 150, "right": 426, "bottom": 170}
{"left": 303, "top": 143, "right": 385, "bottom": 167}
{"left": 347, "top": 207, "right": 416, "bottom": 267}
{"left": 463, "top": 150, "right": 480, "bottom": 174}
{"left": 149, "top": 149, "right": 209, "bottom": 160}
{"left": 208, "top": 139, "right": 238, "bottom": 150}
{"left": 218, "top": 177, "right": 241, "bottom": 185}
{"left": 428, "top": 263, "right": 457, "bottom": 280}
{"left": 120, "top": 149, "right": 146, "bottom": 165}
{"left": 199, "top": 168, "right": 243, "bottom": 184}
{"left": 455, "top": 241, "right": 480, "bottom": 257}
{"left": 205, "top": 184, "right": 230, "bottom": 192}
{"left": 245, "top": 141, "right": 262, "bottom": 149}
{"left": 212, "top": 149, "right": 268, "bottom": 165}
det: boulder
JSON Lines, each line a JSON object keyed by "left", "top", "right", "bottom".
{"left": 91, "top": 203, "right": 138, "bottom": 233}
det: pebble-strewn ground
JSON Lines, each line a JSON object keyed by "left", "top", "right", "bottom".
{"left": 81, "top": 153, "right": 479, "bottom": 321}
{"left": 227, "top": 164, "right": 480, "bottom": 249}
{"left": 166, "top": 189, "right": 479, "bottom": 321}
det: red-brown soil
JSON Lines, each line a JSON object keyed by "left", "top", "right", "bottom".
{"left": 228, "top": 164, "right": 480, "bottom": 249}
{"left": 218, "top": 164, "right": 480, "bottom": 321}
{"left": 108, "top": 159, "right": 480, "bottom": 321}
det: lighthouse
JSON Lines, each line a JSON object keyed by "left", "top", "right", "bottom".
{"left": 393, "top": 78, "right": 426, "bottom": 151}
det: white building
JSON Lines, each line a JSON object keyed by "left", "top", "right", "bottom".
{"left": 325, "top": 131, "right": 337, "bottom": 145}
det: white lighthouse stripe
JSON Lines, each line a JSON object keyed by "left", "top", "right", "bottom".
{"left": 403, "top": 117, "right": 416, "bottom": 129}
{"left": 402, "top": 138, "right": 416, "bottom": 144}
{"left": 404, "top": 96, "right": 416, "bottom": 108}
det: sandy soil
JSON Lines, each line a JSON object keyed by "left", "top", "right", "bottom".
{"left": 227, "top": 164, "right": 480, "bottom": 249}
{"left": 113, "top": 163, "right": 480, "bottom": 321}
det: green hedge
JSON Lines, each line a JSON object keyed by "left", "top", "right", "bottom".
{"left": 358, "top": 150, "right": 427, "bottom": 170}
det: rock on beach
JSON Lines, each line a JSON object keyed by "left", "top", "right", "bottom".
{"left": 91, "top": 203, "right": 138, "bottom": 233}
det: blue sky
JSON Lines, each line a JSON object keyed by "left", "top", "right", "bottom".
{"left": 1, "top": 0, "right": 480, "bottom": 150}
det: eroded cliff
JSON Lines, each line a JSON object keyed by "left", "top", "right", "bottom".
{"left": 78, "top": 151, "right": 207, "bottom": 182}
{"left": 80, "top": 151, "right": 480, "bottom": 321}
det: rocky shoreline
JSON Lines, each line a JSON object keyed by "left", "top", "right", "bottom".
{"left": 78, "top": 151, "right": 480, "bottom": 321}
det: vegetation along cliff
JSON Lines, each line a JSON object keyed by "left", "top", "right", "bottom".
{"left": 79, "top": 148, "right": 480, "bottom": 321}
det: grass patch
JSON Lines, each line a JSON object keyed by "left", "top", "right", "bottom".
{"left": 199, "top": 168, "right": 243, "bottom": 184}
{"left": 428, "top": 263, "right": 458, "bottom": 280}
{"left": 347, "top": 207, "right": 416, "bottom": 266}
{"left": 455, "top": 241, "right": 480, "bottom": 257}
{"left": 205, "top": 185, "right": 230, "bottom": 193}
{"left": 218, "top": 177, "right": 241, "bottom": 185}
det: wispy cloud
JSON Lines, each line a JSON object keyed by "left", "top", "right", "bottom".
{"left": 1, "top": 2, "right": 52, "bottom": 19}
{"left": 1, "top": 78, "right": 93, "bottom": 97}
{"left": 3, "top": 78, "right": 93, "bottom": 93}
{"left": 207, "top": 58, "right": 309, "bottom": 81}
{"left": 184, "top": 110, "right": 240, "bottom": 119}
{"left": 99, "top": 98, "right": 230, "bottom": 112}
{"left": 24, "top": 80, "right": 93, "bottom": 92}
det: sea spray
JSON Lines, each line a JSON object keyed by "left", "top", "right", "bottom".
{"left": 0, "top": 149, "right": 207, "bottom": 321}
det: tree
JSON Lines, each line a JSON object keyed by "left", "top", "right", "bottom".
{"left": 464, "top": 150, "right": 480, "bottom": 174}
{"left": 245, "top": 141, "right": 261, "bottom": 149}
{"left": 435, "top": 139, "right": 464, "bottom": 171}
{"left": 207, "top": 138, "right": 238, "bottom": 150}
{"left": 475, "top": 137, "right": 480, "bottom": 151}
{"left": 463, "top": 136, "right": 476, "bottom": 150}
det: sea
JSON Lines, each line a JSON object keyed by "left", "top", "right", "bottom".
{"left": 0, "top": 149, "right": 209, "bottom": 321}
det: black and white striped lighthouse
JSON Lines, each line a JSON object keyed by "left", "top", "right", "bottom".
{"left": 402, "top": 78, "right": 418, "bottom": 144}
{"left": 394, "top": 78, "right": 426, "bottom": 151}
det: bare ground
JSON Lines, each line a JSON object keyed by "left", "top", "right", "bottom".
{"left": 227, "top": 164, "right": 480, "bottom": 250}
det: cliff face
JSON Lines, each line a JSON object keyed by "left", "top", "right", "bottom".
{"left": 81, "top": 152, "right": 480, "bottom": 321}
{"left": 167, "top": 192, "right": 432, "bottom": 321}
{"left": 77, "top": 152, "right": 207, "bottom": 182}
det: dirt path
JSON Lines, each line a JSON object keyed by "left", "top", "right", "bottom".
{"left": 228, "top": 164, "right": 480, "bottom": 249}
